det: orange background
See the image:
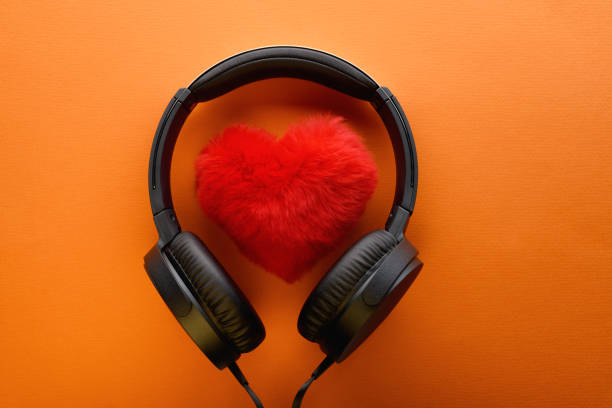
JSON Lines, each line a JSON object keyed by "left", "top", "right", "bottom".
{"left": 1, "top": 1, "right": 611, "bottom": 407}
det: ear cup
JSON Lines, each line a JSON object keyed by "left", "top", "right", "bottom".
{"left": 298, "top": 230, "right": 398, "bottom": 342}
{"left": 167, "top": 232, "right": 265, "bottom": 353}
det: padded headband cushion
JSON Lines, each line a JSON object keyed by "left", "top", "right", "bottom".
{"left": 167, "top": 232, "right": 265, "bottom": 353}
{"left": 188, "top": 46, "right": 379, "bottom": 101}
{"left": 298, "top": 230, "right": 398, "bottom": 342}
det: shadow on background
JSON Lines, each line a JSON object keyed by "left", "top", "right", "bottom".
{"left": 164, "top": 76, "right": 426, "bottom": 405}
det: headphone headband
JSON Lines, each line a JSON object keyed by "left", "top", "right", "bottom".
{"left": 148, "top": 46, "right": 418, "bottom": 246}
{"left": 188, "top": 46, "right": 378, "bottom": 101}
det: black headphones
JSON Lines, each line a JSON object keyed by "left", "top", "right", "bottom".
{"left": 144, "top": 46, "right": 422, "bottom": 407}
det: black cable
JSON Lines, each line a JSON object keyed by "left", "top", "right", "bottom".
{"left": 292, "top": 355, "right": 335, "bottom": 408}
{"left": 228, "top": 362, "right": 264, "bottom": 408}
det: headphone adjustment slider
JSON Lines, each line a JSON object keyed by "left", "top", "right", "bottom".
{"left": 174, "top": 88, "right": 196, "bottom": 111}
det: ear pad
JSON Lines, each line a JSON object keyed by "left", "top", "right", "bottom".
{"left": 166, "top": 232, "right": 265, "bottom": 353}
{"left": 298, "top": 230, "right": 398, "bottom": 342}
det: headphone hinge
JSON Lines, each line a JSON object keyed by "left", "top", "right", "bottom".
{"left": 385, "top": 204, "right": 410, "bottom": 238}
{"left": 154, "top": 208, "right": 181, "bottom": 247}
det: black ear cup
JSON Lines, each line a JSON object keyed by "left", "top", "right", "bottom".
{"left": 167, "top": 232, "right": 265, "bottom": 354}
{"left": 298, "top": 230, "right": 422, "bottom": 361}
{"left": 298, "top": 230, "right": 398, "bottom": 342}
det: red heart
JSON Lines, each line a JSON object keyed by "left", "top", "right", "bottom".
{"left": 195, "top": 115, "right": 378, "bottom": 282}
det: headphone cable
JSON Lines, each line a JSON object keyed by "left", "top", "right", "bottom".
{"left": 228, "top": 362, "right": 264, "bottom": 408}
{"left": 292, "top": 355, "right": 335, "bottom": 408}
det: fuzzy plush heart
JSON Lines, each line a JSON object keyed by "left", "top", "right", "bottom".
{"left": 195, "top": 115, "right": 378, "bottom": 283}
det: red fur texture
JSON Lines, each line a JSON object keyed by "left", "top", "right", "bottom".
{"left": 195, "top": 115, "right": 378, "bottom": 283}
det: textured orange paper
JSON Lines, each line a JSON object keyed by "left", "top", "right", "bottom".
{"left": 1, "top": 1, "right": 611, "bottom": 407}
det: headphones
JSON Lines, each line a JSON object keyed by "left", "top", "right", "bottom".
{"left": 144, "top": 46, "right": 422, "bottom": 407}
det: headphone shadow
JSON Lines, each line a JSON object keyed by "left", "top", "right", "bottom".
{"left": 169, "top": 77, "right": 395, "bottom": 305}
